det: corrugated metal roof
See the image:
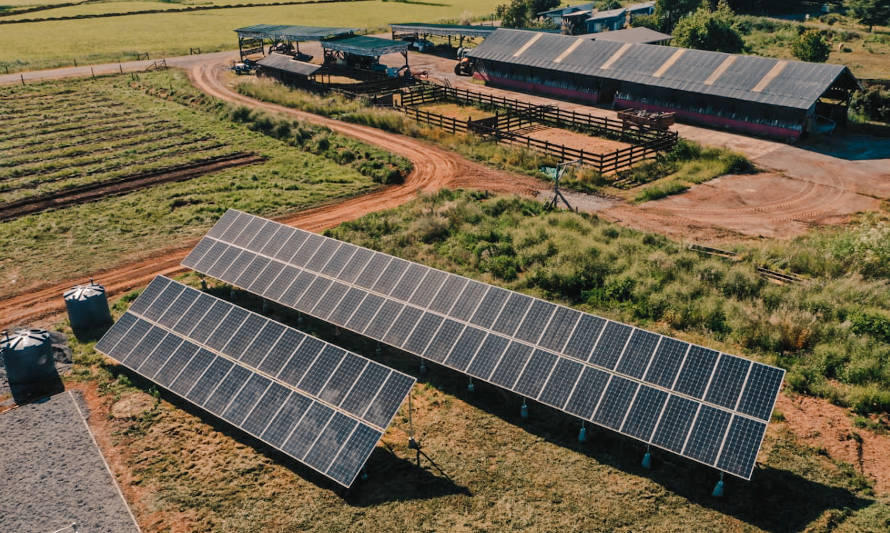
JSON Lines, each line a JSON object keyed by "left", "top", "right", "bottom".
{"left": 322, "top": 35, "right": 410, "bottom": 56}
{"left": 234, "top": 24, "right": 355, "bottom": 42}
{"left": 257, "top": 54, "right": 320, "bottom": 76}
{"left": 467, "top": 29, "right": 855, "bottom": 110}
{"left": 589, "top": 7, "right": 626, "bottom": 21}
{"left": 589, "top": 27, "right": 671, "bottom": 44}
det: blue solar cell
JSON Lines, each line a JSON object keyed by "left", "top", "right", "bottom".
{"left": 337, "top": 247, "right": 373, "bottom": 284}
{"left": 588, "top": 322, "right": 632, "bottom": 370}
{"left": 326, "top": 424, "right": 381, "bottom": 486}
{"left": 298, "top": 345, "right": 346, "bottom": 396}
{"left": 469, "top": 286, "right": 510, "bottom": 329}
{"left": 295, "top": 277, "right": 332, "bottom": 314}
{"left": 305, "top": 239, "right": 340, "bottom": 272}
{"left": 288, "top": 233, "right": 324, "bottom": 267}
{"left": 218, "top": 211, "right": 249, "bottom": 242}
{"left": 272, "top": 230, "right": 307, "bottom": 263}
{"left": 428, "top": 275, "right": 467, "bottom": 315}
{"left": 683, "top": 405, "right": 732, "bottom": 465}
{"left": 191, "top": 240, "right": 228, "bottom": 274}
{"left": 94, "top": 312, "right": 137, "bottom": 354}
{"left": 409, "top": 269, "right": 448, "bottom": 308}
{"left": 258, "top": 225, "right": 293, "bottom": 257}
{"left": 232, "top": 217, "right": 266, "bottom": 248}
{"left": 156, "top": 290, "right": 198, "bottom": 330}
{"left": 643, "top": 337, "right": 688, "bottom": 389}
{"left": 321, "top": 243, "right": 358, "bottom": 278}
{"left": 651, "top": 396, "right": 698, "bottom": 453}
{"left": 489, "top": 342, "right": 533, "bottom": 389}
{"left": 113, "top": 319, "right": 152, "bottom": 363}
{"left": 187, "top": 357, "right": 234, "bottom": 404}
{"left": 537, "top": 306, "right": 581, "bottom": 353}
{"left": 319, "top": 353, "right": 367, "bottom": 407}
{"left": 513, "top": 349, "right": 558, "bottom": 399}
{"left": 371, "top": 257, "right": 410, "bottom": 295}
{"left": 354, "top": 253, "right": 391, "bottom": 289}
{"left": 234, "top": 256, "right": 270, "bottom": 289}
{"left": 258, "top": 329, "right": 304, "bottom": 376}
{"left": 363, "top": 300, "right": 404, "bottom": 339}
{"left": 282, "top": 402, "right": 334, "bottom": 459}
{"left": 736, "top": 364, "right": 784, "bottom": 421}
{"left": 673, "top": 345, "right": 719, "bottom": 399}
{"left": 383, "top": 305, "right": 423, "bottom": 347}
{"left": 123, "top": 326, "right": 167, "bottom": 369}
{"left": 390, "top": 263, "right": 429, "bottom": 300}
{"left": 443, "top": 327, "right": 487, "bottom": 372}
{"left": 189, "top": 301, "right": 231, "bottom": 344}
{"left": 136, "top": 332, "right": 182, "bottom": 379}
{"left": 206, "top": 210, "right": 240, "bottom": 239}
{"left": 221, "top": 314, "right": 266, "bottom": 360}
{"left": 563, "top": 314, "right": 606, "bottom": 361}
{"left": 450, "top": 280, "right": 488, "bottom": 321}
{"left": 243, "top": 220, "right": 276, "bottom": 252}
{"left": 261, "top": 392, "right": 313, "bottom": 447}
{"left": 514, "top": 300, "right": 556, "bottom": 345}
{"left": 424, "top": 319, "right": 465, "bottom": 363}
{"left": 491, "top": 293, "right": 532, "bottom": 337}
{"left": 592, "top": 376, "right": 639, "bottom": 430}
{"left": 704, "top": 355, "right": 751, "bottom": 410}
{"left": 204, "top": 306, "right": 248, "bottom": 352}
{"left": 620, "top": 386, "right": 668, "bottom": 441}
{"left": 249, "top": 262, "right": 285, "bottom": 295}
{"left": 279, "top": 270, "right": 317, "bottom": 308}
{"left": 168, "top": 349, "right": 215, "bottom": 396}
{"left": 154, "top": 342, "right": 198, "bottom": 386}
{"left": 204, "top": 365, "right": 251, "bottom": 415}
{"left": 327, "top": 288, "right": 367, "bottom": 327}
{"left": 142, "top": 283, "right": 184, "bottom": 322}
{"left": 716, "top": 415, "right": 766, "bottom": 479}
{"left": 345, "top": 293, "right": 384, "bottom": 333}
{"left": 223, "top": 374, "right": 271, "bottom": 426}
{"left": 564, "top": 367, "right": 610, "bottom": 420}
{"left": 239, "top": 321, "right": 285, "bottom": 369}
{"left": 465, "top": 333, "right": 510, "bottom": 380}
{"left": 277, "top": 336, "right": 325, "bottom": 386}
{"left": 181, "top": 237, "right": 214, "bottom": 270}
{"left": 241, "top": 383, "right": 292, "bottom": 435}
{"left": 537, "top": 358, "right": 583, "bottom": 409}
{"left": 615, "top": 329, "right": 659, "bottom": 379}
{"left": 363, "top": 372, "right": 414, "bottom": 428}
{"left": 340, "top": 364, "right": 390, "bottom": 417}
{"left": 304, "top": 413, "right": 358, "bottom": 472}
{"left": 127, "top": 277, "right": 169, "bottom": 316}
{"left": 310, "top": 282, "right": 349, "bottom": 320}
{"left": 263, "top": 265, "right": 300, "bottom": 302}
{"left": 403, "top": 313, "right": 444, "bottom": 354}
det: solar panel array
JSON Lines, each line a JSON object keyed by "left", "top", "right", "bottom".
{"left": 95, "top": 276, "right": 414, "bottom": 488}
{"left": 182, "top": 209, "right": 785, "bottom": 480}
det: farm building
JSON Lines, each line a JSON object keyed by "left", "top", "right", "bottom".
{"left": 538, "top": 2, "right": 594, "bottom": 25}
{"left": 467, "top": 29, "right": 859, "bottom": 140}
{"left": 255, "top": 53, "right": 320, "bottom": 86}
{"left": 234, "top": 24, "right": 356, "bottom": 61}
{"left": 627, "top": 1, "right": 656, "bottom": 18}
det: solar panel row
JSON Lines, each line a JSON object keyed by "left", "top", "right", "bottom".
{"left": 182, "top": 209, "right": 784, "bottom": 480}
{"left": 95, "top": 276, "right": 415, "bottom": 487}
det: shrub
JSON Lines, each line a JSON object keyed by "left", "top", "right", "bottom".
{"left": 791, "top": 30, "right": 831, "bottom": 62}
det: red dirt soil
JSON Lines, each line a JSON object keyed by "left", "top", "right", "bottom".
{"left": 774, "top": 393, "right": 890, "bottom": 496}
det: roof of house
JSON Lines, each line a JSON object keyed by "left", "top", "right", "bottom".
{"left": 588, "top": 7, "right": 627, "bottom": 21}
{"left": 467, "top": 29, "right": 858, "bottom": 110}
{"left": 321, "top": 35, "right": 410, "bottom": 56}
{"left": 589, "top": 26, "right": 671, "bottom": 44}
{"left": 390, "top": 23, "right": 496, "bottom": 38}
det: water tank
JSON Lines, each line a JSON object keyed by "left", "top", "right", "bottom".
{"left": 1, "top": 329, "right": 56, "bottom": 384}
{"left": 64, "top": 279, "right": 112, "bottom": 333}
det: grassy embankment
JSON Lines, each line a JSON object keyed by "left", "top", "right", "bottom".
{"left": 0, "top": 0, "right": 503, "bottom": 72}
{"left": 56, "top": 190, "right": 890, "bottom": 531}
{"left": 236, "top": 77, "right": 752, "bottom": 197}
{"left": 0, "top": 69, "right": 410, "bottom": 298}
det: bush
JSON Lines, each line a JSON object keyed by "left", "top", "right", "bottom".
{"left": 791, "top": 30, "right": 831, "bottom": 62}
{"left": 850, "top": 85, "right": 890, "bottom": 123}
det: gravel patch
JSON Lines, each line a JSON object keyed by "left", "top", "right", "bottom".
{"left": 0, "top": 390, "right": 140, "bottom": 533}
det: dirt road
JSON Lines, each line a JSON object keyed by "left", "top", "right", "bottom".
{"left": 0, "top": 60, "right": 541, "bottom": 330}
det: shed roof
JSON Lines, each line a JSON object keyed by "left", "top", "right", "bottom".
{"left": 234, "top": 24, "right": 355, "bottom": 42}
{"left": 626, "top": 1, "right": 655, "bottom": 13}
{"left": 589, "top": 27, "right": 671, "bottom": 44}
{"left": 322, "top": 35, "right": 409, "bottom": 56}
{"left": 390, "top": 22, "right": 496, "bottom": 38}
{"left": 588, "top": 7, "right": 626, "bottom": 21}
{"left": 257, "top": 54, "right": 320, "bottom": 76}
{"left": 467, "top": 29, "right": 857, "bottom": 110}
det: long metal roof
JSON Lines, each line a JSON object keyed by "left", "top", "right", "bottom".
{"left": 391, "top": 23, "right": 496, "bottom": 38}
{"left": 467, "top": 29, "right": 857, "bottom": 110}
{"left": 322, "top": 35, "right": 409, "bottom": 56}
{"left": 257, "top": 54, "right": 320, "bottom": 77}
{"left": 234, "top": 24, "right": 356, "bottom": 42}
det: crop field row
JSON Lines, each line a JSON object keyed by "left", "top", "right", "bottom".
{"left": 0, "top": 82, "right": 245, "bottom": 205}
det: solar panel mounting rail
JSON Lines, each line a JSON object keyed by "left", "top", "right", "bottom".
{"left": 182, "top": 209, "right": 785, "bottom": 480}
{"left": 95, "top": 275, "right": 415, "bottom": 488}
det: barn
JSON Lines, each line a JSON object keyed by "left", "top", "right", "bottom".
{"left": 467, "top": 29, "right": 859, "bottom": 140}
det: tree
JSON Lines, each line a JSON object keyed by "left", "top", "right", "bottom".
{"left": 597, "top": 0, "right": 622, "bottom": 10}
{"left": 497, "top": 0, "right": 560, "bottom": 28}
{"left": 654, "top": 0, "right": 701, "bottom": 32}
{"left": 846, "top": 0, "right": 890, "bottom": 32}
{"left": 672, "top": 3, "right": 745, "bottom": 53}
{"left": 791, "top": 30, "right": 831, "bottom": 62}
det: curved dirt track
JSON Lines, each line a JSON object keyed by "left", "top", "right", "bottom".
{"left": 0, "top": 60, "right": 541, "bottom": 330}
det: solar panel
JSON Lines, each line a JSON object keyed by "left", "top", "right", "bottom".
{"left": 95, "top": 275, "right": 414, "bottom": 488}
{"left": 182, "top": 210, "right": 784, "bottom": 480}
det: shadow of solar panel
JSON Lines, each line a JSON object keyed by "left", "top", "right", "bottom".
{"left": 96, "top": 276, "right": 415, "bottom": 488}
{"left": 182, "top": 210, "right": 786, "bottom": 480}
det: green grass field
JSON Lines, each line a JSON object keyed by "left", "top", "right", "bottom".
{"left": 0, "top": 0, "right": 501, "bottom": 72}
{"left": 0, "top": 70, "right": 395, "bottom": 298}
{"left": 56, "top": 190, "right": 890, "bottom": 531}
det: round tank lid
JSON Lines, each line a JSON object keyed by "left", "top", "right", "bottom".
{"left": 1, "top": 328, "right": 51, "bottom": 351}
{"left": 64, "top": 279, "right": 106, "bottom": 301}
